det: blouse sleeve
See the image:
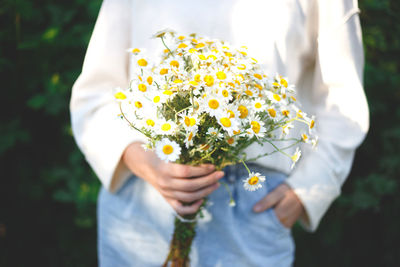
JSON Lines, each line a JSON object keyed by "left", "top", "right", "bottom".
{"left": 70, "top": 0, "right": 147, "bottom": 192}
{"left": 285, "top": 0, "right": 369, "bottom": 231}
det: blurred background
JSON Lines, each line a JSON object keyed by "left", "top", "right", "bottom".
{"left": 0, "top": 0, "right": 399, "bottom": 266}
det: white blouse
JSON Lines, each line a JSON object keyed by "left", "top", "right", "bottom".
{"left": 70, "top": 0, "right": 369, "bottom": 231}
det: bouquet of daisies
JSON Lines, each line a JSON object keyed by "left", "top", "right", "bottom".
{"left": 114, "top": 29, "right": 317, "bottom": 266}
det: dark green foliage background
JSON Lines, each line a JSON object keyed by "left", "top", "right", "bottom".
{"left": 0, "top": 0, "right": 399, "bottom": 266}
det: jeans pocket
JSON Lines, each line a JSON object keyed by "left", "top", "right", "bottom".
{"left": 268, "top": 208, "right": 291, "bottom": 233}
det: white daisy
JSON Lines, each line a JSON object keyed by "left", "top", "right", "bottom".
{"left": 155, "top": 119, "right": 177, "bottom": 135}
{"left": 246, "top": 116, "right": 266, "bottom": 138}
{"left": 216, "top": 113, "right": 240, "bottom": 136}
{"left": 184, "top": 129, "right": 197, "bottom": 148}
{"left": 155, "top": 138, "right": 181, "bottom": 162}
{"left": 251, "top": 98, "right": 267, "bottom": 113}
{"left": 113, "top": 87, "right": 128, "bottom": 103}
{"left": 206, "top": 127, "right": 223, "bottom": 140}
{"left": 290, "top": 147, "right": 302, "bottom": 169}
{"left": 200, "top": 93, "right": 226, "bottom": 118}
{"left": 242, "top": 172, "right": 266, "bottom": 191}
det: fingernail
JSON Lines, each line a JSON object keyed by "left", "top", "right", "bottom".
{"left": 217, "top": 171, "right": 225, "bottom": 178}
{"left": 253, "top": 205, "right": 262, "bottom": 213}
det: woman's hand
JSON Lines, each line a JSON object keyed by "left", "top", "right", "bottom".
{"left": 122, "top": 142, "right": 224, "bottom": 215}
{"left": 253, "top": 183, "right": 305, "bottom": 228}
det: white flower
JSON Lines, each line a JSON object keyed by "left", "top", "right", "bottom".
{"left": 179, "top": 111, "right": 199, "bottom": 132}
{"left": 216, "top": 113, "right": 240, "bottom": 136}
{"left": 242, "top": 172, "right": 266, "bottom": 191}
{"left": 206, "top": 127, "right": 223, "bottom": 139}
{"left": 291, "top": 147, "right": 302, "bottom": 169}
{"left": 148, "top": 91, "right": 167, "bottom": 107}
{"left": 151, "top": 28, "right": 176, "bottom": 39}
{"left": 155, "top": 138, "right": 181, "bottom": 162}
{"left": 184, "top": 129, "right": 197, "bottom": 148}
{"left": 200, "top": 93, "right": 226, "bottom": 118}
{"left": 246, "top": 116, "right": 266, "bottom": 138}
{"left": 155, "top": 119, "right": 177, "bottom": 135}
{"left": 251, "top": 98, "right": 266, "bottom": 113}
{"left": 113, "top": 87, "right": 128, "bottom": 103}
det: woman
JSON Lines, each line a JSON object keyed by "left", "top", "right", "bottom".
{"left": 70, "top": 0, "right": 369, "bottom": 266}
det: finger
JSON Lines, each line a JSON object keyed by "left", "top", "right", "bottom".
{"left": 161, "top": 171, "right": 225, "bottom": 192}
{"left": 168, "top": 199, "right": 204, "bottom": 215}
{"left": 166, "top": 163, "right": 216, "bottom": 178}
{"left": 274, "top": 191, "right": 305, "bottom": 228}
{"left": 253, "top": 189, "right": 284, "bottom": 213}
{"left": 166, "top": 182, "right": 220, "bottom": 203}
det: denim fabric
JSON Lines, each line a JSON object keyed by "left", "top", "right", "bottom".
{"left": 98, "top": 163, "right": 295, "bottom": 267}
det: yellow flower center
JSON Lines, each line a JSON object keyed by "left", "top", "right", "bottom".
{"left": 170, "top": 60, "right": 179, "bottom": 68}
{"left": 188, "top": 132, "right": 193, "bottom": 141}
{"left": 138, "top": 84, "right": 147, "bottom": 92}
{"left": 137, "top": 59, "right": 147, "bottom": 67}
{"left": 251, "top": 121, "right": 261, "bottom": 133}
{"left": 207, "top": 55, "right": 217, "bottom": 60}
{"left": 195, "top": 43, "right": 205, "bottom": 49}
{"left": 268, "top": 108, "right": 276, "bottom": 117}
{"left": 134, "top": 101, "right": 142, "bottom": 108}
{"left": 178, "top": 35, "right": 185, "bottom": 40}
{"left": 161, "top": 123, "right": 171, "bottom": 131}
{"left": 282, "top": 110, "right": 290, "bottom": 116}
{"left": 208, "top": 99, "right": 219, "bottom": 109}
{"left": 174, "top": 79, "right": 183, "bottom": 84}
{"left": 188, "top": 48, "right": 197, "bottom": 54}
{"left": 189, "top": 81, "right": 198, "bottom": 86}
{"left": 184, "top": 117, "right": 190, "bottom": 127}
{"left": 238, "top": 105, "right": 248, "bottom": 119}
{"left": 216, "top": 71, "right": 227, "bottom": 80}
{"left": 160, "top": 68, "right": 168, "bottom": 75}
{"left": 162, "top": 145, "right": 174, "bottom": 155}
{"left": 310, "top": 120, "right": 315, "bottom": 129}
{"left": 233, "top": 130, "right": 241, "bottom": 135}
{"left": 131, "top": 48, "right": 140, "bottom": 53}
{"left": 114, "top": 92, "right": 126, "bottom": 100}
{"left": 227, "top": 137, "right": 235, "bottom": 145}
{"left": 194, "top": 74, "right": 201, "bottom": 83}
{"left": 178, "top": 43, "right": 188, "bottom": 49}
{"left": 255, "top": 103, "right": 262, "bottom": 109}
{"left": 147, "top": 76, "right": 153, "bottom": 85}
{"left": 280, "top": 78, "right": 288, "bottom": 88}
{"left": 273, "top": 94, "right": 281, "bottom": 101}
{"left": 153, "top": 96, "right": 161, "bottom": 103}
{"left": 222, "top": 90, "right": 229, "bottom": 97}
{"left": 302, "top": 133, "right": 308, "bottom": 141}
{"left": 220, "top": 117, "right": 231, "bottom": 127}
{"left": 237, "top": 64, "right": 246, "bottom": 70}
{"left": 254, "top": 73, "right": 262, "bottom": 80}
{"left": 146, "top": 119, "right": 155, "bottom": 127}
{"left": 249, "top": 176, "right": 259, "bottom": 185}
{"left": 245, "top": 90, "right": 253, "bottom": 96}
{"left": 163, "top": 90, "right": 173, "bottom": 96}
{"left": 227, "top": 110, "right": 235, "bottom": 118}
{"left": 204, "top": 75, "right": 214, "bottom": 86}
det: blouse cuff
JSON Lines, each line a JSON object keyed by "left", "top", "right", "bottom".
{"left": 285, "top": 151, "right": 343, "bottom": 232}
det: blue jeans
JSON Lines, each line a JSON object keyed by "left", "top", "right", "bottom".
{"left": 98, "top": 163, "right": 295, "bottom": 266}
